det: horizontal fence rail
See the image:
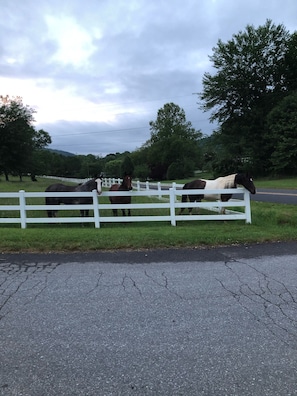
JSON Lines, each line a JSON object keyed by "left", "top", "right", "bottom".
{"left": 0, "top": 178, "right": 252, "bottom": 228}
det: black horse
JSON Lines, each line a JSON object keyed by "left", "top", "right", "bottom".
{"left": 109, "top": 175, "right": 133, "bottom": 216}
{"left": 180, "top": 173, "right": 256, "bottom": 214}
{"left": 45, "top": 177, "right": 102, "bottom": 217}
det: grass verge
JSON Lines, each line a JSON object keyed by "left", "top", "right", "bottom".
{"left": 0, "top": 176, "right": 297, "bottom": 252}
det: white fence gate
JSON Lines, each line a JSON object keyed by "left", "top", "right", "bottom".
{"left": 0, "top": 178, "right": 252, "bottom": 228}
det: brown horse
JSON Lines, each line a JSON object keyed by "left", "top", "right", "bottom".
{"left": 109, "top": 175, "right": 133, "bottom": 216}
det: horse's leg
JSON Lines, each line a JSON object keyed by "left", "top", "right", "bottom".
{"left": 112, "top": 208, "right": 118, "bottom": 216}
{"left": 47, "top": 209, "right": 58, "bottom": 217}
{"left": 121, "top": 209, "right": 126, "bottom": 216}
{"left": 179, "top": 194, "right": 188, "bottom": 215}
{"left": 80, "top": 210, "right": 89, "bottom": 217}
{"left": 46, "top": 197, "right": 52, "bottom": 218}
{"left": 188, "top": 196, "right": 196, "bottom": 215}
{"left": 220, "top": 195, "right": 232, "bottom": 214}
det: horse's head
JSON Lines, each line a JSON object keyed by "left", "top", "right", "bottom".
{"left": 94, "top": 177, "right": 102, "bottom": 195}
{"left": 123, "top": 175, "right": 133, "bottom": 191}
{"left": 83, "top": 177, "right": 102, "bottom": 194}
{"left": 235, "top": 173, "right": 256, "bottom": 194}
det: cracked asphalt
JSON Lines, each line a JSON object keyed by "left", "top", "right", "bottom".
{"left": 1, "top": 242, "right": 297, "bottom": 396}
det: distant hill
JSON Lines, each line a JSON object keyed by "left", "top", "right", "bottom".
{"left": 46, "top": 148, "right": 75, "bottom": 157}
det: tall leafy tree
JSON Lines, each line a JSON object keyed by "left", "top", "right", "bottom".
{"left": 104, "top": 160, "right": 122, "bottom": 177}
{"left": 201, "top": 20, "right": 290, "bottom": 122}
{"left": 267, "top": 92, "right": 297, "bottom": 175}
{"left": 0, "top": 96, "right": 51, "bottom": 180}
{"left": 284, "top": 32, "right": 297, "bottom": 91}
{"left": 121, "top": 155, "right": 134, "bottom": 177}
{"left": 199, "top": 20, "right": 294, "bottom": 175}
{"left": 147, "top": 103, "right": 202, "bottom": 179}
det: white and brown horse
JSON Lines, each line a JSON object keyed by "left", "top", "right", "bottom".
{"left": 180, "top": 173, "right": 256, "bottom": 214}
{"left": 109, "top": 175, "right": 133, "bottom": 216}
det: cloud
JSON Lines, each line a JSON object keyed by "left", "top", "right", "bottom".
{"left": 44, "top": 16, "right": 95, "bottom": 67}
{"left": 0, "top": 0, "right": 296, "bottom": 156}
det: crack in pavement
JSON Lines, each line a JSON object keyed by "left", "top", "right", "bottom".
{"left": 0, "top": 260, "right": 60, "bottom": 321}
{"left": 144, "top": 270, "right": 184, "bottom": 300}
{"left": 2, "top": 254, "right": 297, "bottom": 352}
{"left": 87, "top": 272, "right": 104, "bottom": 295}
{"left": 217, "top": 256, "right": 297, "bottom": 349}
{"left": 121, "top": 274, "right": 144, "bottom": 299}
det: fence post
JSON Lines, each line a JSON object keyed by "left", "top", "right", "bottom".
{"left": 244, "top": 189, "right": 252, "bottom": 224}
{"left": 169, "top": 188, "right": 176, "bottom": 226}
{"left": 136, "top": 180, "right": 140, "bottom": 191}
{"left": 92, "top": 190, "right": 100, "bottom": 228}
{"left": 158, "top": 182, "right": 161, "bottom": 199}
{"left": 146, "top": 181, "right": 150, "bottom": 191}
{"left": 19, "top": 190, "right": 27, "bottom": 229}
{"left": 172, "top": 182, "right": 177, "bottom": 202}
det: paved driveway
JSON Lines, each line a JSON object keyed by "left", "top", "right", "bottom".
{"left": 1, "top": 242, "right": 297, "bottom": 395}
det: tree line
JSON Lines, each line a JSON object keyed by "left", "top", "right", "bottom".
{"left": 1, "top": 20, "right": 296, "bottom": 182}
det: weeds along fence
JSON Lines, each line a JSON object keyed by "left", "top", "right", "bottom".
{"left": 0, "top": 177, "right": 252, "bottom": 228}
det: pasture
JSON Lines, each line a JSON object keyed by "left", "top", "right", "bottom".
{"left": 0, "top": 175, "right": 297, "bottom": 252}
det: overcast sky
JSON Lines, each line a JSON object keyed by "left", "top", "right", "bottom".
{"left": 1, "top": 0, "right": 296, "bottom": 157}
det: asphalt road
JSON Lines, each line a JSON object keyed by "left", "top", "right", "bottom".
{"left": 251, "top": 188, "right": 297, "bottom": 205}
{"left": 147, "top": 182, "right": 297, "bottom": 205}
{"left": 1, "top": 242, "right": 297, "bottom": 396}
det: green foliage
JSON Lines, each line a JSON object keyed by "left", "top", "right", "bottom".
{"left": 79, "top": 154, "right": 104, "bottom": 178}
{"left": 104, "top": 159, "right": 122, "bottom": 177}
{"left": 201, "top": 20, "right": 290, "bottom": 123}
{"left": 121, "top": 155, "right": 134, "bottom": 176}
{"left": 0, "top": 96, "right": 51, "bottom": 180}
{"left": 147, "top": 103, "right": 202, "bottom": 179}
{"left": 267, "top": 92, "right": 297, "bottom": 174}
{"left": 133, "top": 164, "right": 150, "bottom": 180}
{"left": 285, "top": 32, "right": 297, "bottom": 91}
{"left": 199, "top": 20, "right": 297, "bottom": 176}
{"left": 166, "top": 159, "right": 195, "bottom": 179}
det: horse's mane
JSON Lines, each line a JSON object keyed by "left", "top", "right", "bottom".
{"left": 219, "top": 174, "right": 237, "bottom": 189}
{"left": 76, "top": 178, "right": 96, "bottom": 191}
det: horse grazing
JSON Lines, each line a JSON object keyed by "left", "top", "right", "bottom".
{"left": 45, "top": 177, "right": 102, "bottom": 218}
{"left": 180, "top": 173, "right": 256, "bottom": 214}
{"left": 109, "top": 175, "right": 133, "bottom": 216}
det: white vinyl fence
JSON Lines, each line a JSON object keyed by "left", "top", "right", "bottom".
{"left": 0, "top": 178, "right": 252, "bottom": 228}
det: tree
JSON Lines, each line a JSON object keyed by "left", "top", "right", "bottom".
{"left": 201, "top": 20, "right": 290, "bottom": 123}
{"left": 267, "top": 92, "right": 297, "bottom": 175}
{"left": 199, "top": 20, "right": 295, "bottom": 175}
{"left": 147, "top": 103, "right": 202, "bottom": 179}
{"left": 104, "top": 160, "right": 122, "bottom": 177}
{"left": 0, "top": 96, "right": 51, "bottom": 180}
{"left": 79, "top": 154, "right": 103, "bottom": 178}
{"left": 284, "top": 32, "right": 297, "bottom": 91}
{"left": 121, "top": 155, "right": 134, "bottom": 177}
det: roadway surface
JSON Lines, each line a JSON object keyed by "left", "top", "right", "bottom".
{"left": 144, "top": 182, "right": 297, "bottom": 205}
{"left": 251, "top": 188, "right": 297, "bottom": 205}
{"left": 1, "top": 242, "right": 297, "bottom": 395}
